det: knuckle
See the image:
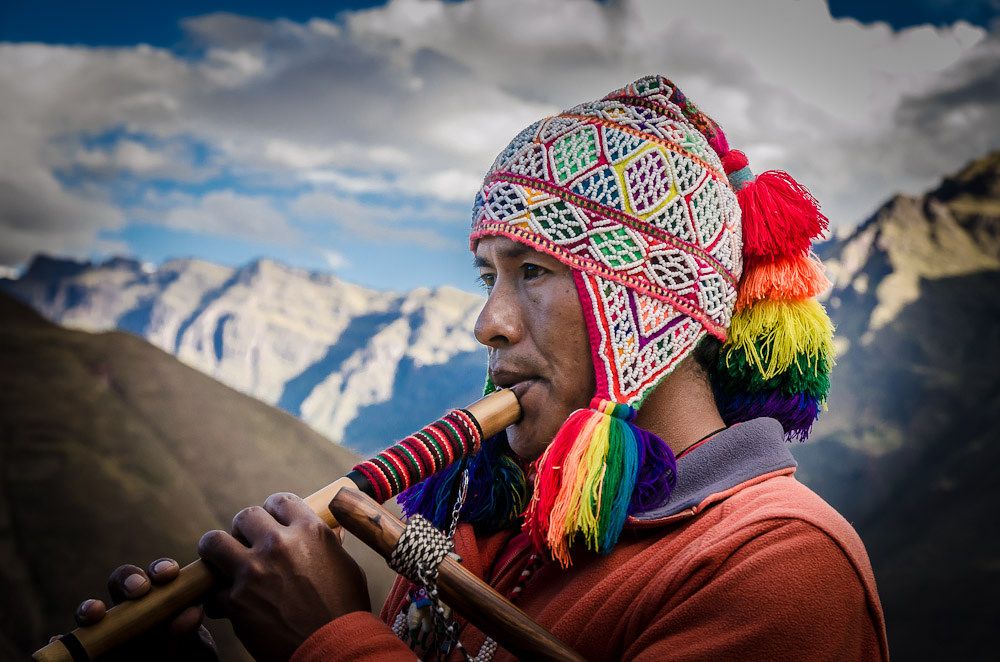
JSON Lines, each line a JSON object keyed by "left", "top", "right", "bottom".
{"left": 229, "top": 583, "right": 247, "bottom": 604}
{"left": 265, "top": 491, "right": 295, "bottom": 508}
{"left": 310, "top": 519, "right": 333, "bottom": 538}
{"left": 198, "top": 529, "right": 225, "bottom": 555}
{"left": 232, "top": 505, "right": 262, "bottom": 529}
{"left": 230, "top": 510, "right": 245, "bottom": 531}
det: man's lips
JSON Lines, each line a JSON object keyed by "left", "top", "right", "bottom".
{"left": 490, "top": 369, "right": 540, "bottom": 403}
{"left": 508, "top": 378, "right": 539, "bottom": 401}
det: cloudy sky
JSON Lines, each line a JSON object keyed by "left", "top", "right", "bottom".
{"left": 1, "top": 0, "right": 998, "bottom": 290}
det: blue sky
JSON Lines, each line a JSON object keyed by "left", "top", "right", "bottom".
{"left": 1, "top": 0, "right": 998, "bottom": 291}
{"left": 2, "top": 1, "right": 996, "bottom": 45}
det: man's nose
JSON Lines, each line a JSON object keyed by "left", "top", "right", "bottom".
{"left": 474, "top": 279, "right": 523, "bottom": 349}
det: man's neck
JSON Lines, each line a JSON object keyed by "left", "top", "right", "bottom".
{"left": 633, "top": 357, "right": 727, "bottom": 457}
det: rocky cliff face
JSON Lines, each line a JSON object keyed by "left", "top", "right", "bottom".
{"left": 819, "top": 154, "right": 1000, "bottom": 351}
{"left": 2, "top": 257, "right": 487, "bottom": 454}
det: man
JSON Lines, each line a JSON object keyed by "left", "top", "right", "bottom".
{"left": 74, "top": 75, "right": 888, "bottom": 660}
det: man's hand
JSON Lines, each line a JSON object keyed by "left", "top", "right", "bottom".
{"left": 198, "top": 492, "right": 371, "bottom": 662}
{"left": 58, "top": 559, "right": 217, "bottom": 661}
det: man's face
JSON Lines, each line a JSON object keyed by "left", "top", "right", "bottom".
{"left": 473, "top": 236, "right": 596, "bottom": 460}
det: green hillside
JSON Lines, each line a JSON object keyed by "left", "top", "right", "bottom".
{"left": 0, "top": 293, "right": 396, "bottom": 660}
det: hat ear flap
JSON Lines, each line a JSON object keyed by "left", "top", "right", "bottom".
{"left": 713, "top": 149, "right": 836, "bottom": 440}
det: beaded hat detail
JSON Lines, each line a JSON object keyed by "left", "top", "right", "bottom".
{"left": 405, "top": 74, "right": 835, "bottom": 567}
{"left": 471, "top": 76, "right": 742, "bottom": 407}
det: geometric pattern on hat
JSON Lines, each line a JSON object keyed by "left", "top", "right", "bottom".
{"left": 575, "top": 270, "right": 708, "bottom": 404}
{"left": 471, "top": 74, "right": 743, "bottom": 406}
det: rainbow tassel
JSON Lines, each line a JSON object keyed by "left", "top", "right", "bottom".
{"left": 712, "top": 147, "right": 835, "bottom": 441}
{"left": 736, "top": 253, "right": 831, "bottom": 310}
{"left": 726, "top": 299, "right": 835, "bottom": 381}
{"left": 523, "top": 398, "right": 674, "bottom": 568}
{"left": 738, "top": 170, "right": 829, "bottom": 258}
{"left": 716, "top": 390, "right": 822, "bottom": 441}
{"left": 715, "top": 345, "right": 832, "bottom": 400}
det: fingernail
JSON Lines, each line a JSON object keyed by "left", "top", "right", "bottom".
{"left": 77, "top": 599, "right": 94, "bottom": 615}
{"left": 124, "top": 574, "right": 147, "bottom": 594}
{"left": 153, "top": 560, "right": 174, "bottom": 575}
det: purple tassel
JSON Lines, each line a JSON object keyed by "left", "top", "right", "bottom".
{"left": 716, "top": 389, "right": 820, "bottom": 441}
{"left": 627, "top": 424, "right": 677, "bottom": 515}
{"left": 396, "top": 458, "right": 463, "bottom": 529}
{"left": 397, "top": 432, "right": 527, "bottom": 532}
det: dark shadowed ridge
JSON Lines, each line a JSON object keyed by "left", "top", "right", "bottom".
{"left": 0, "top": 293, "right": 396, "bottom": 661}
{"left": 795, "top": 150, "right": 1000, "bottom": 660}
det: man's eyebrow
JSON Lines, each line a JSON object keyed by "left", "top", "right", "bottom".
{"left": 473, "top": 244, "right": 535, "bottom": 269}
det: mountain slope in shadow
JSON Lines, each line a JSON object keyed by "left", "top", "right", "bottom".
{"left": 794, "top": 271, "right": 1000, "bottom": 659}
{"left": 0, "top": 293, "right": 396, "bottom": 660}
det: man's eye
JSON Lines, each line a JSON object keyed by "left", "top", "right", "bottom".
{"left": 522, "top": 263, "right": 546, "bottom": 280}
{"left": 477, "top": 273, "right": 496, "bottom": 290}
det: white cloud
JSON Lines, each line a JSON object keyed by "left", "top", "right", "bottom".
{"left": 320, "top": 248, "right": 350, "bottom": 270}
{"left": 74, "top": 139, "right": 166, "bottom": 172}
{"left": 399, "top": 168, "right": 484, "bottom": 203}
{"left": 291, "top": 190, "right": 454, "bottom": 249}
{"left": 0, "top": 0, "right": 995, "bottom": 268}
{"left": 264, "top": 139, "right": 412, "bottom": 171}
{"left": 161, "top": 190, "right": 296, "bottom": 242}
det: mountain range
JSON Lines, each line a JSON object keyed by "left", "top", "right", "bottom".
{"left": 2, "top": 255, "right": 489, "bottom": 456}
{"left": 3, "top": 150, "right": 999, "bottom": 659}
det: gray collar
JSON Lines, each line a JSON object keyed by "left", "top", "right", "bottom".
{"left": 632, "top": 417, "right": 796, "bottom": 522}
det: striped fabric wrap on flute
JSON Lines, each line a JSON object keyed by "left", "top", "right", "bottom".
{"left": 353, "top": 409, "right": 484, "bottom": 503}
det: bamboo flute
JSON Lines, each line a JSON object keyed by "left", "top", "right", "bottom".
{"left": 34, "top": 389, "right": 580, "bottom": 662}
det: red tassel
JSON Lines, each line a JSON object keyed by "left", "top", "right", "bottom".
{"left": 522, "top": 409, "right": 593, "bottom": 553}
{"left": 721, "top": 149, "right": 749, "bottom": 175}
{"left": 737, "top": 170, "right": 829, "bottom": 258}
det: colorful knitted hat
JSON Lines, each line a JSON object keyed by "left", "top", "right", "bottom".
{"left": 405, "top": 74, "right": 835, "bottom": 567}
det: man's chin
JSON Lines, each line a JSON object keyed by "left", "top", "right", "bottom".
{"left": 504, "top": 421, "right": 553, "bottom": 462}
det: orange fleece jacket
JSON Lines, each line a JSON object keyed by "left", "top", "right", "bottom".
{"left": 292, "top": 419, "right": 888, "bottom": 661}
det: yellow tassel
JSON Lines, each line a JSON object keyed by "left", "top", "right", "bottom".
{"left": 574, "top": 414, "right": 612, "bottom": 550}
{"left": 546, "top": 411, "right": 603, "bottom": 566}
{"left": 727, "top": 299, "right": 835, "bottom": 380}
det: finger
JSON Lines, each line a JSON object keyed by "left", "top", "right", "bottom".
{"left": 147, "top": 557, "right": 180, "bottom": 585}
{"left": 262, "top": 492, "right": 317, "bottom": 527}
{"left": 74, "top": 598, "right": 107, "bottom": 627}
{"left": 167, "top": 605, "right": 205, "bottom": 637}
{"left": 107, "top": 564, "right": 150, "bottom": 603}
{"left": 198, "top": 529, "right": 250, "bottom": 579}
{"left": 191, "top": 625, "right": 218, "bottom": 661}
{"left": 231, "top": 505, "right": 279, "bottom": 546}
